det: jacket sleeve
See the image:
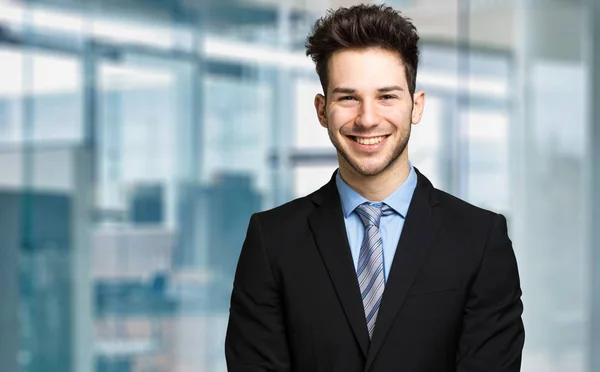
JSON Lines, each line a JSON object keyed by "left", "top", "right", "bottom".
{"left": 225, "top": 214, "right": 291, "bottom": 372}
{"left": 456, "top": 214, "right": 525, "bottom": 371}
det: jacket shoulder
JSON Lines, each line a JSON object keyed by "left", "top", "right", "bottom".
{"left": 254, "top": 192, "right": 317, "bottom": 229}
{"left": 433, "top": 187, "right": 501, "bottom": 226}
{"left": 430, "top": 188, "right": 510, "bottom": 262}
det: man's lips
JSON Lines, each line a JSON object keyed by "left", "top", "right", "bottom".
{"left": 347, "top": 135, "right": 390, "bottom": 145}
{"left": 344, "top": 135, "right": 391, "bottom": 152}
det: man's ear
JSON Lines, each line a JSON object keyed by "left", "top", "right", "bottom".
{"left": 411, "top": 90, "right": 426, "bottom": 125}
{"left": 314, "top": 94, "right": 327, "bottom": 128}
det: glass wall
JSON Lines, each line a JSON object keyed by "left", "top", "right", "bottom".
{"left": 0, "top": 0, "right": 598, "bottom": 371}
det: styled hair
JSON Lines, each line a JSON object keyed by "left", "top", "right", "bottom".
{"left": 305, "top": 4, "right": 420, "bottom": 98}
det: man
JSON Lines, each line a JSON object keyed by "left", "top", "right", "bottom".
{"left": 225, "top": 4, "right": 524, "bottom": 372}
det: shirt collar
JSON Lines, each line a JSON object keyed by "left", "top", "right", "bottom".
{"left": 335, "top": 164, "right": 418, "bottom": 219}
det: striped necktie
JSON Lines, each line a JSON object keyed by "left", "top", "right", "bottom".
{"left": 355, "top": 202, "right": 394, "bottom": 338}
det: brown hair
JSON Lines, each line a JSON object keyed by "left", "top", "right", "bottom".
{"left": 305, "top": 4, "right": 420, "bottom": 98}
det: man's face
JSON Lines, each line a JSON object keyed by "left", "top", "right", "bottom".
{"left": 314, "top": 48, "right": 425, "bottom": 178}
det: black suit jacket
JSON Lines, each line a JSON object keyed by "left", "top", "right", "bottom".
{"left": 225, "top": 168, "right": 525, "bottom": 372}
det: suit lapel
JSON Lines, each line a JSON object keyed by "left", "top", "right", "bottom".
{"left": 364, "top": 169, "right": 441, "bottom": 372}
{"left": 307, "top": 171, "right": 370, "bottom": 357}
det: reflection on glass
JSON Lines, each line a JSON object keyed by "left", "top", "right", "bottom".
{"left": 0, "top": 0, "right": 597, "bottom": 371}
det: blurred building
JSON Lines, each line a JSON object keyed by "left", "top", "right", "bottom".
{"left": 0, "top": 190, "right": 72, "bottom": 372}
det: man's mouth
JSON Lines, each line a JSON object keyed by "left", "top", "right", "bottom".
{"left": 351, "top": 135, "right": 389, "bottom": 145}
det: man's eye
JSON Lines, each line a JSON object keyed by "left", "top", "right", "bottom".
{"left": 340, "top": 96, "right": 356, "bottom": 101}
{"left": 381, "top": 95, "right": 397, "bottom": 100}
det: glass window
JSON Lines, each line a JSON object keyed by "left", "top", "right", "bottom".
{"left": 0, "top": 46, "right": 82, "bottom": 144}
{"left": 464, "top": 108, "right": 509, "bottom": 213}
{"left": 202, "top": 75, "right": 272, "bottom": 196}
{"left": 1, "top": 1, "right": 598, "bottom": 371}
{"left": 293, "top": 77, "right": 330, "bottom": 150}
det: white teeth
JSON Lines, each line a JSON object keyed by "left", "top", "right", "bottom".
{"left": 355, "top": 136, "right": 386, "bottom": 145}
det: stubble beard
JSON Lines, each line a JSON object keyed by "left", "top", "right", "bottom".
{"left": 328, "top": 125, "right": 411, "bottom": 178}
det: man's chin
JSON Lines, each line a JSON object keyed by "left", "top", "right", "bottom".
{"left": 335, "top": 146, "right": 398, "bottom": 177}
{"left": 335, "top": 140, "right": 408, "bottom": 179}
{"left": 348, "top": 162, "right": 389, "bottom": 177}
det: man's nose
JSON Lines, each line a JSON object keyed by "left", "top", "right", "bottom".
{"left": 355, "top": 100, "right": 381, "bottom": 128}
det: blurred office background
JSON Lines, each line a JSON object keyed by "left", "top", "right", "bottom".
{"left": 0, "top": 0, "right": 599, "bottom": 371}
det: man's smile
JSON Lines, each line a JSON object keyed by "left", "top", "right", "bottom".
{"left": 346, "top": 134, "right": 390, "bottom": 146}
{"left": 349, "top": 135, "right": 390, "bottom": 146}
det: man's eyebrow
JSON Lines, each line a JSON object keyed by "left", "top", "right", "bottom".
{"left": 331, "top": 87, "right": 356, "bottom": 95}
{"left": 330, "top": 86, "right": 404, "bottom": 95}
{"left": 377, "top": 85, "right": 404, "bottom": 93}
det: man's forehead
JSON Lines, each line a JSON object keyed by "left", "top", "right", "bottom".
{"left": 327, "top": 49, "right": 406, "bottom": 76}
{"left": 327, "top": 54, "right": 407, "bottom": 89}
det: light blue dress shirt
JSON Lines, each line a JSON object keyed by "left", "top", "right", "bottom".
{"left": 335, "top": 165, "right": 417, "bottom": 283}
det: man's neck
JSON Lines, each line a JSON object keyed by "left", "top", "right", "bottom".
{"left": 338, "top": 156, "right": 410, "bottom": 202}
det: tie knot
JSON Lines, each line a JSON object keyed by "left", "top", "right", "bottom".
{"left": 355, "top": 203, "right": 394, "bottom": 228}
